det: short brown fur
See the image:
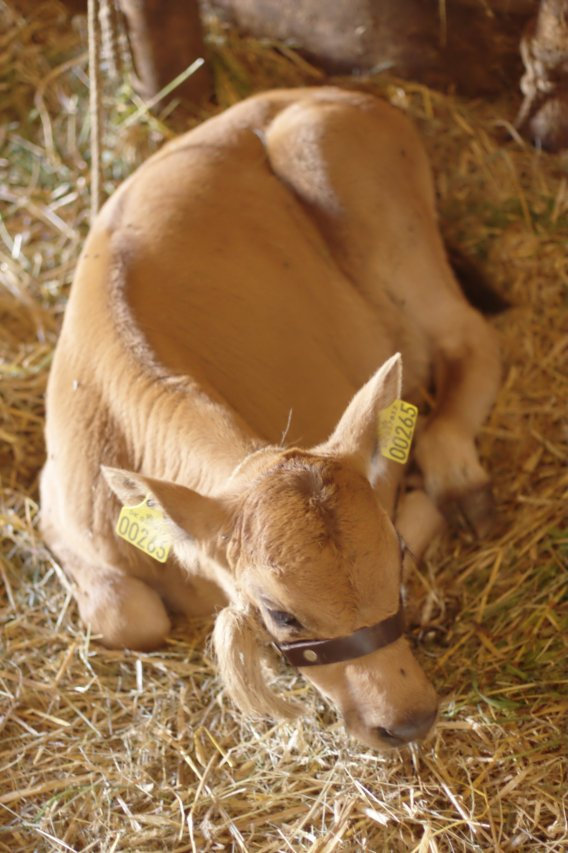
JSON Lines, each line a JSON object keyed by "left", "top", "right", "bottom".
{"left": 41, "top": 88, "right": 500, "bottom": 749}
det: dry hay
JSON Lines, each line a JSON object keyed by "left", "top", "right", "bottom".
{"left": 1, "top": 1, "right": 567, "bottom": 851}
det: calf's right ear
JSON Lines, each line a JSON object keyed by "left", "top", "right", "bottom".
{"left": 101, "top": 465, "right": 232, "bottom": 545}
{"left": 314, "top": 352, "right": 403, "bottom": 479}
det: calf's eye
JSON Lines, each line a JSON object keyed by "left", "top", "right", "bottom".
{"left": 267, "top": 609, "right": 303, "bottom": 630}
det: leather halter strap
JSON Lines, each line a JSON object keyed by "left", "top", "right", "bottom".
{"left": 276, "top": 599, "right": 405, "bottom": 667}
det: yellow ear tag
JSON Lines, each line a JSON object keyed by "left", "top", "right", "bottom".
{"left": 116, "top": 495, "right": 172, "bottom": 563}
{"left": 378, "top": 399, "right": 418, "bottom": 464}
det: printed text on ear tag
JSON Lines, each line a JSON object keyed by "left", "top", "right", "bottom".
{"left": 378, "top": 399, "right": 418, "bottom": 464}
{"left": 116, "top": 495, "right": 172, "bottom": 563}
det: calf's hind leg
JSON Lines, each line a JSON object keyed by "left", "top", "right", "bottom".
{"left": 264, "top": 91, "right": 501, "bottom": 531}
{"left": 73, "top": 566, "right": 171, "bottom": 651}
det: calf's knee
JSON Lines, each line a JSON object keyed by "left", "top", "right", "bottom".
{"left": 76, "top": 573, "right": 171, "bottom": 651}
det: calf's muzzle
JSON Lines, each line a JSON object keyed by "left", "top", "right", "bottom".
{"left": 274, "top": 598, "right": 438, "bottom": 748}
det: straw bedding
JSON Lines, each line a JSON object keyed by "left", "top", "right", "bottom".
{"left": 1, "top": 1, "right": 566, "bottom": 850}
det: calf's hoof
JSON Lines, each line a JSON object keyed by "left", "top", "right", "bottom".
{"left": 444, "top": 482, "right": 496, "bottom": 538}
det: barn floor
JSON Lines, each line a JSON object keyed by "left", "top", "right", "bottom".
{"left": 1, "top": 1, "right": 567, "bottom": 851}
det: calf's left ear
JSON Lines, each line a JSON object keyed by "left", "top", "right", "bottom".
{"left": 101, "top": 466, "right": 231, "bottom": 544}
{"left": 315, "top": 352, "right": 402, "bottom": 478}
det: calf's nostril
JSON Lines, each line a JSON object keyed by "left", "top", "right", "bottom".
{"left": 374, "top": 726, "right": 404, "bottom": 746}
{"left": 375, "top": 726, "right": 393, "bottom": 739}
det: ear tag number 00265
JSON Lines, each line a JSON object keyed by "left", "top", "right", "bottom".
{"left": 116, "top": 496, "right": 172, "bottom": 563}
{"left": 378, "top": 399, "right": 418, "bottom": 464}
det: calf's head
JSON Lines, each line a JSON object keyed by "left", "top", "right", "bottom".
{"left": 104, "top": 354, "right": 438, "bottom": 749}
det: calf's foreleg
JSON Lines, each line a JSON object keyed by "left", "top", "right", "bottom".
{"left": 414, "top": 304, "right": 501, "bottom": 533}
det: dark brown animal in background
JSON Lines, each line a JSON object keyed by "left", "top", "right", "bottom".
{"left": 108, "top": 0, "right": 568, "bottom": 151}
{"left": 515, "top": 0, "right": 568, "bottom": 150}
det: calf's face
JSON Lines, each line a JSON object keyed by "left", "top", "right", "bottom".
{"left": 104, "top": 354, "right": 438, "bottom": 749}
{"left": 231, "top": 451, "right": 438, "bottom": 749}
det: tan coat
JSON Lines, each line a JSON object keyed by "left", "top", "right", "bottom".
{"left": 41, "top": 88, "right": 500, "bottom": 749}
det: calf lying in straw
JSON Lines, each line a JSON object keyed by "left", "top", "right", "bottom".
{"left": 41, "top": 87, "right": 501, "bottom": 749}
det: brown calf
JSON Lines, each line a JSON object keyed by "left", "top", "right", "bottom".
{"left": 40, "top": 88, "right": 500, "bottom": 749}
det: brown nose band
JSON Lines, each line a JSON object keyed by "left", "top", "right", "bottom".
{"left": 276, "top": 600, "right": 405, "bottom": 667}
